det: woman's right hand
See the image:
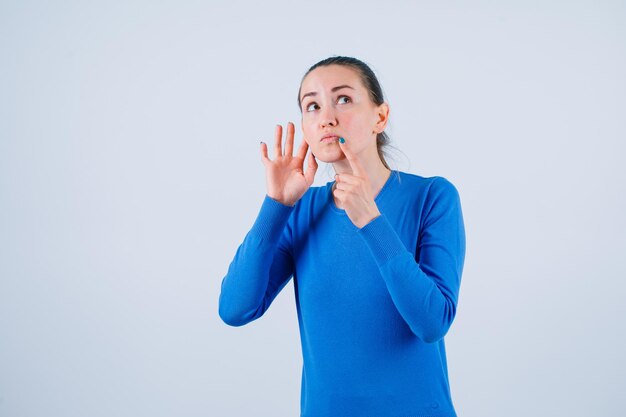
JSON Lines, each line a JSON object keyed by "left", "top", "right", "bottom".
{"left": 260, "top": 122, "right": 318, "bottom": 207}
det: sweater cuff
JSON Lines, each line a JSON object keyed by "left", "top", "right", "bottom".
{"left": 356, "top": 214, "right": 410, "bottom": 267}
{"left": 249, "top": 194, "right": 295, "bottom": 243}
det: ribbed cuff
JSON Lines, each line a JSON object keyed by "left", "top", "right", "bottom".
{"left": 356, "top": 214, "right": 409, "bottom": 267}
{"left": 249, "top": 194, "right": 295, "bottom": 243}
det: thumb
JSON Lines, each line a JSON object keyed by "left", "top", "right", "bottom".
{"left": 305, "top": 149, "right": 318, "bottom": 185}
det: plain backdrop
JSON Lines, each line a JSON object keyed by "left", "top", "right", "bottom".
{"left": 1, "top": 1, "right": 625, "bottom": 416}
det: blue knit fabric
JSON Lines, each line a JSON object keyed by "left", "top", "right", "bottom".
{"left": 219, "top": 170, "right": 466, "bottom": 417}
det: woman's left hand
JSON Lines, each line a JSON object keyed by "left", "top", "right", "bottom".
{"left": 333, "top": 139, "right": 382, "bottom": 229}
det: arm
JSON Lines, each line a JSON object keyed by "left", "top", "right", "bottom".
{"left": 356, "top": 177, "right": 466, "bottom": 343}
{"left": 218, "top": 195, "right": 296, "bottom": 327}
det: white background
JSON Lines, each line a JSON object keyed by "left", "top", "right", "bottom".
{"left": 1, "top": 1, "right": 625, "bottom": 416}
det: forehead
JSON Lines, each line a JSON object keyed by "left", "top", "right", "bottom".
{"left": 300, "top": 65, "right": 363, "bottom": 98}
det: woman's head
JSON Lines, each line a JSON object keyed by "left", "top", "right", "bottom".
{"left": 297, "top": 56, "right": 392, "bottom": 170}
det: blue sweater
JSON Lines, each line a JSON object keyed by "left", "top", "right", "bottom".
{"left": 219, "top": 170, "right": 466, "bottom": 417}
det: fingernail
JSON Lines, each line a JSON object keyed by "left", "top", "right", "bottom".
{"left": 339, "top": 137, "right": 345, "bottom": 144}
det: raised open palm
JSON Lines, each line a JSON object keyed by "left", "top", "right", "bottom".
{"left": 260, "top": 122, "right": 318, "bottom": 206}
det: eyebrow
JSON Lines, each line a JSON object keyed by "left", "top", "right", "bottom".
{"left": 300, "top": 85, "right": 355, "bottom": 103}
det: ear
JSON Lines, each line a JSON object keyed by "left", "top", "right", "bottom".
{"left": 373, "top": 102, "right": 390, "bottom": 133}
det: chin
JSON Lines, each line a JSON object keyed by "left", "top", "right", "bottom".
{"left": 312, "top": 148, "right": 345, "bottom": 164}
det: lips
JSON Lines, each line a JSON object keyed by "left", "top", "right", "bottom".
{"left": 320, "top": 134, "right": 339, "bottom": 142}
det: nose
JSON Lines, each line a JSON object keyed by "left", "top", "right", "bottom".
{"left": 319, "top": 106, "right": 337, "bottom": 128}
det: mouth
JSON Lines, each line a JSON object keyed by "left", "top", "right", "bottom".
{"left": 320, "top": 135, "right": 339, "bottom": 143}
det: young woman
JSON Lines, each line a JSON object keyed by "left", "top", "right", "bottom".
{"left": 219, "top": 56, "right": 466, "bottom": 417}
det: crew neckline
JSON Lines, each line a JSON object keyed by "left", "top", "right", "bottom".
{"left": 328, "top": 170, "right": 399, "bottom": 214}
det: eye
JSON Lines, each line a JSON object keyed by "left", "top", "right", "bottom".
{"left": 337, "top": 95, "right": 351, "bottom": 104}
{"left": 305, "top": 102, "right": 319, "bottom": 112}
{"left": 304, "top": 96, "right": 351, "bottom": 112}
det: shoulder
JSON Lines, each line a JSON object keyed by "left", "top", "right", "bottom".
{"left": 420, "top": 176, "right": 463, "bottom": 227}
{"left": 393, "top": 172, "right": 462, "bottom": 222}
{"left": 394, "top": 171, "right": 460, "bottom": 197}
{"left": 427, "top": 175, "right": 461, "bottom": 200}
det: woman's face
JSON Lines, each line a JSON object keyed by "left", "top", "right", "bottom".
{"left": 299, "top": 65, "right": 387, "bottom": 164}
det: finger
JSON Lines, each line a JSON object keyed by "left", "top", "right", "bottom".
{"left": 284, "top": 122, "right": 294, "bottom": 157}
{"left": 332, "top": 186, "right": 345, "bottom": 202}
{"left": 337, "top": 137, "right": 368, "bottom": 179}
{"left": 334, "top": 181, "right": 356, "bottom": 193}
{"left": 274, "top": 124, "right": 283, "bottom": 158}
{"left": 295, "top": 135, "right": 309, "bottom": 160}
{"left": 335, "top": 173, "right": 359, "bottom": 185}
{"left": 305, "top": 149, "right": 318, "bottom": 185}
{"left": 260, "top": 141, "right": 270, "bottom": 165}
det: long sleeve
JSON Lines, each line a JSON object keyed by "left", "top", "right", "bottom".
{"left": 356, "top": 177, "right": 466, "bottom": 343}
{"left": 218, "top": 194, "right": 296, "bottom": 327}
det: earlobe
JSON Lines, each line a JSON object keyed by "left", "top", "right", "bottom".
{"left": 373, "top": 121, "right": 385, "bottom": 134}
